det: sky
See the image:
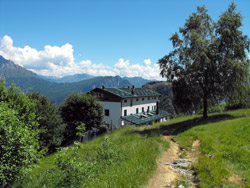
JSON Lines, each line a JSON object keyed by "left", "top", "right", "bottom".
{"left": 0, "top": 0, "right": 249, "bottom": 80}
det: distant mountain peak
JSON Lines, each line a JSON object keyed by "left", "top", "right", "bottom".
{"left": 0, "top": 55, "right": 39, "bottom": 79}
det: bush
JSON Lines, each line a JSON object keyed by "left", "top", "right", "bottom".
{"left": 33, "top": 136, "right": 122, "bottom": 188}
{"left": 0, "top": 103, "right": 40, "bottom": 187}
{"left": 199, "top": 104, "right": 225, "bottom": 114}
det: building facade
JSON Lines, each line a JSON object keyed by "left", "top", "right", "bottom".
{"left": 90, "top": 86, "right": 171, "bottom": 129}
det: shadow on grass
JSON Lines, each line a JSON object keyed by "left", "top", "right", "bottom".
{"left": 129, "top": 114, "right": 239, "bottom": 137}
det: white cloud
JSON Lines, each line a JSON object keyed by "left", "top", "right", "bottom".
{"left": 144, "top": 59, "right": 151, "bottom": 66}
{"left": 114, "top": 58, "right": 163, "bottom": 80}
{"left": 0, "top": 35, "right": 163, "bottom": 80}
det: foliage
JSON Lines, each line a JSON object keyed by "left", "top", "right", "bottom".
{"left": 60, "top": 93, "right": 103, "bottom": 141}
{"left": 28, "top": 92, "right": 66, "bottom": 153}
{"left": 158, "top": 3, "right": 250, "bottom": 118}
{"left": 0, "top": 80, "right": 41, "bottom": 187}
{"left": 0, "top": 80, "right": 37, "bottom": 125}
{"left": 76, "top": 123, "right": 86, "bottom": 138}
{"left": 0, "top": 103, "right": 40, "bottom": 187}
{"left": 198, "top": 104, "right": 225, "bottom": 114}
{"left": 23, "top": 126, "right": 169, "bottom": 188}
{"left": 25, "top": 136, "right": 122, "bottom": 188}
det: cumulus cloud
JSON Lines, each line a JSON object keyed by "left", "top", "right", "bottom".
{"left": 0, "top": 35, "right": 163, "bottom": 80}
{"left": 114, "top": 58, "right": 162, "bottom": 80}
{"left": 144, "top": 59, "right": 151, "bottom": 66}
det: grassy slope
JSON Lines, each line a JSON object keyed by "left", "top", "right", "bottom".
{"left": 172, "top": 109, "right": 250, "bottom": 188}
{"left": 26, "top": 109, "right": 250, "bottom": 188}
{"left": 26, "top": 126, "right": 169, "bottom": 188}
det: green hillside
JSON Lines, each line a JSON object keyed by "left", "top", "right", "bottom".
{"left": 22, "top": 109, "right": 250, "bottom": 188}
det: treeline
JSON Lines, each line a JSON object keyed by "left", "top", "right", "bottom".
{"left": 0, "top": 79, "right": 104, "bottom": 187}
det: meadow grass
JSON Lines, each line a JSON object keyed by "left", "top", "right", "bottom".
{"left": 172, "top": 109, "right": 250, "bottom": 188}
{"left": 24, "top": 126, "right": 169, "bottom": 188}
{"left": 24, "top": 109, "right": 250, "bottom": 188}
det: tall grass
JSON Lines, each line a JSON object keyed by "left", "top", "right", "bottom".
{"left": 22, "top": 126, "right": 169, "bottom": 188}
{"left": 21, "top": 109, "right": 250, "bottom": 188}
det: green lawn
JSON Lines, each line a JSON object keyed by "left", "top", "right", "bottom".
{"left": 22, "top": 109, "right": 250, "bottom": 188}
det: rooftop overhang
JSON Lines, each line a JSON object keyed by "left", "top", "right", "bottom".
{"left": 121, "top": 110, "right": 171, "bottom": 125}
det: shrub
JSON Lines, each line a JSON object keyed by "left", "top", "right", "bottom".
{"left": 0, "top": 103, "right": 40, "bottom": 187}
{"left": 32, "top": 136, "right": 122, "bottom": 188}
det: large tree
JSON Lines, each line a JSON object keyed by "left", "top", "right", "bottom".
{"left": 158, "top": 3, "right": 249, "bottom": 118}
{"left": 60, "top": 93, "right": 103, "bottom": 141}
{"left": 28, "top": 92, "right": 66, "bottom": 153}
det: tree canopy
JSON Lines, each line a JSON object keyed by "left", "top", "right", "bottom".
{"left": 28, "top": 92, "right": 66, "bottom": 153}
{"left": 60, "top": 93, "right": 103, "bottom": 141}
{"left": 0, "top": 80, "right": 40, "bottom": 187}
{"left": 158, "top": 3, "right": 250, "bottom": 118}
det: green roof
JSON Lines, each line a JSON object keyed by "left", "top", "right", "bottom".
{"left": 121, "top": 110, "right": 171, "bottom": 125}
{"left": 100, "top": 87, "right": 161, "bottom": 98}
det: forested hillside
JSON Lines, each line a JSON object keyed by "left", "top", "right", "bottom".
{"left": 0, "top": 56, "right": 131, "bottom": 104}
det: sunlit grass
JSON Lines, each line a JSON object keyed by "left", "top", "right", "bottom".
{"left": 24, "top": 109, "right": 250, "bottom": 188}
{"left": 25, "top": 126, "right": 169, "bottom": 188}
{"left": 174, "top": 109, "right": 250, "bottom": 188}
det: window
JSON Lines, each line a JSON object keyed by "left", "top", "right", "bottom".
{"left": 147, "top": 106, "right": 150, "bottom": 112}
{"left": 136, "top": 98, "right": 139, "bottom": 101}
{"left": 124, "top": 99, "right": 127, "bottom": 103}
{"left": 148, "top": 97, "right": 150, "bottom": 100}
{"left": 136, "top": 108, "right": 139, "bottom": 114}
{"left": 124, "top": 109, "right": 127, "bottom": 116}
{"left": 154, "top": 106, "right": 156, "bottom": 110}
{"left": 142, "top": 98, "right": 144, "bottom": 101}
{"left": 105, "top": 109, "right": 109, "bottom": 116}
{"left": 130, "top": 99, "right": 133, "bottom": 107}
{"left": 152, "top": 106, "right": 154, "bottom": 110}
{"left": 142, "top": 107, "right": 144, "bottom": 112}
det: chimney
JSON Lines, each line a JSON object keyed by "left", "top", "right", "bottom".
{"left": 156, "top": 100, "right": 159, "bottom": 115}
{"left": 131, "top": 85, "right": 135, "bottom": 94}
{"left": 102, "top": 85, "right": 105, "bottom": 89}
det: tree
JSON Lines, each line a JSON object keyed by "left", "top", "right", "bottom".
{"left": 158, "top": 3, "right": 249, "bottom": 118}
{"left": 0, "top": 80, "right": 38, "bottom": 125}
{"left": 60, "top": 93, "right": 103, "bottom": 141}
{"left": 28, "top": 92, "right": 66, "bottom": 153}
{"left": 0, "top": 80, "right": 40, "bottom": 187}
{"left": 216, "top": 3, "right": 250, "bottom": 107}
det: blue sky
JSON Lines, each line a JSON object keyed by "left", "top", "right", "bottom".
{"left": 0, "top": 0, "right": 249, "bottom": 79}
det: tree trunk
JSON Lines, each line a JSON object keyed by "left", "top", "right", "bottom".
{"left": 203, "top": 92, "right": 208, "bottom": 119}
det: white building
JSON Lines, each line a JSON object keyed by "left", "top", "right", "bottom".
{"left": 90, "top": 86, "right": 171, "bottom": 129}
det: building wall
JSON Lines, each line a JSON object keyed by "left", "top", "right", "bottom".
{"left": 100, "top": 96, "right": 160, "bottom": 128}
{"left": 102, "top": 101, "right": 121, "bottom": 129}
{"left": 121, "top": 97, "right": 158, "bottom": 116}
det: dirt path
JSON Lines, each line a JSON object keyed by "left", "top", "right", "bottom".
{"left": 146, "top": 136, "right": 200, "bottom": 188}
{"left": 146, "top": 136, "right": 180, "bottom": 188}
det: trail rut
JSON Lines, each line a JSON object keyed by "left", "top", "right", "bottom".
{"left": 146, "top": 136, "right": 200, "bottom": 188}
{"left": 146, "top": 136, "right": 180, "bottom": 188}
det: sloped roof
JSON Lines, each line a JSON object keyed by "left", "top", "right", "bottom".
{"left": 98, "top": 87, "right": 161, "bottom": 98}
{"left": 121, "top": 110, "right": 171, "bottom": 125}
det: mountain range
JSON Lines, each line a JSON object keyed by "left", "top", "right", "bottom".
{"left": 0, "top": 56, "right": 153, "bottom": 105}
{"left": 40, "top": 73, "right": 94, "bottom": 83}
